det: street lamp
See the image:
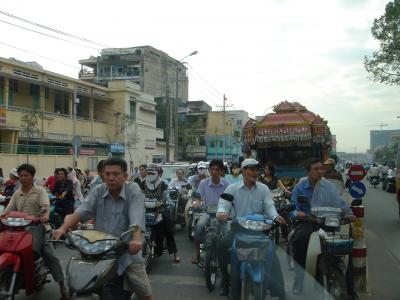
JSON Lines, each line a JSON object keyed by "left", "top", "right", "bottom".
{"left": 174, "top": 50, "right": 198, "bottom": 161}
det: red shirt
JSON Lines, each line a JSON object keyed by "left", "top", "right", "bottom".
{"left": 45, "top": 175, "right": 56, "bottom": 194}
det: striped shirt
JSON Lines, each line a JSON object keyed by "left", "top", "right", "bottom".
{"left": 5, "top": 184, "right": 50, "bottom": 217}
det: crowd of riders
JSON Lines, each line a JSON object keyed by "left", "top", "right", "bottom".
{"left": 0, "top": 155, "right": 358, "bottom": 300}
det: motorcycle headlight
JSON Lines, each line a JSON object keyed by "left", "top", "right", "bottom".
{"left": 1, "top": 217, "right": 32, "bottom": 227}
{"left": 70, "top": 233, "right": 118, "bottom": 255}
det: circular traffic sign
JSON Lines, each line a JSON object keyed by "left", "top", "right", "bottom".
{"left": 349, "top": 181, "right": 366, "bottom": 199}
{"left": 348, "top": 164, "right": 366, "bottom": 182}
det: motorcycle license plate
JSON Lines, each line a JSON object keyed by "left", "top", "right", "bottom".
{"left": 0, "top": 205, "right": 4, "bottom": 215}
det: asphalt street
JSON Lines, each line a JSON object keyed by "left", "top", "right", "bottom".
{"left": 14, "top": 181, "right": 400, "bottom": 300}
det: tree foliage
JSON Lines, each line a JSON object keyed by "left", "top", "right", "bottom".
{"left": 364, "top": 0, "right": 400, "bottom": 85}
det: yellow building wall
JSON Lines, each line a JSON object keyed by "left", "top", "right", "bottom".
{"left": 206, "top": 112, "right": 233, "bottom": 136}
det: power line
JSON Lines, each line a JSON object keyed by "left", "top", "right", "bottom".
{"left": 0, "top": 18, "right": 100, "bottom": 51}
{"left": 0, "top": 41, "right": 80, "bottom": 70}
{"left": 0, "top": 10, "right": 111, "bottom": 48}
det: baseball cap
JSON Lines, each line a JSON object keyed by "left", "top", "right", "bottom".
{"left": 146, "top": 164, "right": 159, "bottom": 172}
{"left": 197, "top": 161, "right": 207, "bottom": 169}
{"left": 9, "top": 168, "right": 19, "bottom": 178}
{"left": 324, "top": 158, "right": 336, "bottom": 165}
{"left": 241, "top": 158, "right": 260, "bottom": 169}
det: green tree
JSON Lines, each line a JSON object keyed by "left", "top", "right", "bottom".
{"left": 364, "top": 0, "right": 400, "bottom": 84}
{"left": 20, "top": 109, "right": 42, "bottom": 163}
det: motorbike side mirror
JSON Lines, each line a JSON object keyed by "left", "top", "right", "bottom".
{"left": 192, "top": 192, "right": 201, "bottom": 199}
{"left": 297, "top": 195, "right": 309, "bottom": 204}
{"left": 220, "top": 193, "right": 234, "bottom": 203}
{"left": 185, "top": 183, "right": 192, "bottom": 190}
{"left": 120, "top": 224, "right": 138, "bottom": 239}
{"left": 351, "top": 199, "right": 362, "bottom": 206}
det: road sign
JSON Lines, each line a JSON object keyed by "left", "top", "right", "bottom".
{"left": 349, "top": 181, "right": 366, "bottom": 199}
{"left": 348, "top": 164, "right": 366, "bottom": 182}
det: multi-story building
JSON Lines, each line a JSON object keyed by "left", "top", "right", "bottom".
{"left": 370, "top": 129, "right": 400, "bottom": 152}
{"left": 79, "top": 46, "right": 190, "bottom": 160}
{"left": 225, "top": 110, "right": 249, "bottom": 160}
{"left": 0, "top": 57, "right": 167, "bottom": 177}
{"left": 206, "top": 111, "right": 234, "bottom": 161}
{"left": 178, "top": 100, "right": 212, "bottom": 161}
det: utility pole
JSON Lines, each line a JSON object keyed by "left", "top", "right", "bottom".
{"left": 174, "top": 65, "right": 179, "bottom": 162}
{"left": 73, "top": 89, "right": 78, "bottom": 168}
{"left": 222, "top": 94, "right": 226, "bottom": 161}
{"left": 165, "top": 86, "right": 171, "bottom": 162}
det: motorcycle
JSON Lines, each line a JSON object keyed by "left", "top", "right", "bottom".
{"left": 187, "top": 192, "right": 203, "bottom": 241}
{"left": 369, "top": 176, "right": 379, "bottom": 188}
{"left": 144, "top": 197, "right": 164, "bottom": 270}
{"left": 48, "top": 194, "right": 63, "bottom": 229}
{"left": 169, "top": 184, "right": 191, "bottom": 229}
{"left": 270, "top": 189, "right": 293, "bottom": 244}
{"left": 304, "top": 206, "right": 355, "bottom": 300}
{"left": 382, "top": 169, "right": 396, "bottom": 193}
{"left": 223, "top": 193, "right": 295, "bottom": 300}
{"left": 0, "top": 211, "right": 51, "bottom": 300}
{"left": 53, "top": 226, "right": 138, "bottom": 300}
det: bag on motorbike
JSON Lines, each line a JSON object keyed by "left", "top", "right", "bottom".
{"left": 234, "top": 233, "right": 271, "bottom": 261}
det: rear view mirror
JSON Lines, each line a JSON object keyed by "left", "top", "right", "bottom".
{"left": 185, "top": 183, "right": 192, "bottom": 190}
{"left": 220, "top": 193, "right": 234, "bottom": 202}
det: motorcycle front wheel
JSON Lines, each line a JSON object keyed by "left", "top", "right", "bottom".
{"left": 241, "top": 274, "right": 264, "bottom": 300}
{"left": 204, "top": 246, "right": 218, "bottom": 291}
{"left": 0, "top": 267, "right": 16, "bottom": 300}
{"left": 319, "top": 258, "right": 349, "bottom": 300}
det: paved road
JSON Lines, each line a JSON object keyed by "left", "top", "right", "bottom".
{"left": 359, "top": 181, "right": 400, "bottom": 300}
{"left": 15, "top": 183, "right": 400, "bottom": 300}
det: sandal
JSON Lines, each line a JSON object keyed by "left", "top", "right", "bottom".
{"left": 191, "top": 256, "right": 198, "bottom": 264}
{"left": 174, "top": 255, "right": 181, "bottom": 263}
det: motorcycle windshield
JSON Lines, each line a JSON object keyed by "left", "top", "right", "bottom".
{"left": 310, "top": 179, "right": 351, "bottom": 217}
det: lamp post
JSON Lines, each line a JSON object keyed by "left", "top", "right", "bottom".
{"left": 174, "top": 50, "right": 197, "bottom": 161}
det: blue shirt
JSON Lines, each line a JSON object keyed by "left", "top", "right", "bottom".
{"left": 291, "top": 178, "right": 351, "bottom": 217}
{"left": 197, "top": 177, "right": 230, "bottom": 206}
{"left": 217, "top": 181, "right": 279, "bottom": 220}
{"left": 225, "top": 174, "right": 243, "bottom": 184}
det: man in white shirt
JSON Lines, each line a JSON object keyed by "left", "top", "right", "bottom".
{"left": 168, "top": 169, "right": 188, "bottom": 190}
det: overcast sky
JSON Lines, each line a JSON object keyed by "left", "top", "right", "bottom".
{"left": 0, "top": 0, "right": 398, "bottom": 153}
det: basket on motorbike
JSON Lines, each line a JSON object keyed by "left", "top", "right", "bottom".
{"left": 321, "top": 236, "right": 354, "bottom": 256}
{"left": 235, "top": 233, "right": 271, "bottom": 262}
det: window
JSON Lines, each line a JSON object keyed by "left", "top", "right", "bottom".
{"left": 9, "top": 79, "right": 18, "bottom": 93}
{"left": 220, "top": 141, "right": 224, "bottom": 148}
{"left": 199, "top": 135, "right": 206, "bottom": 146}
{"left": 45, "top": 87, "right": 49, "bottom": 99}
{"left": 30, "top": 84, "right": 40, "bottom": 96}
{"left": 210, "top": 141, "right": 215, "bottom": 148}
{"left": 129, "top": 101, "right": 136, "bottom": 122}
{"left": 237, "top": 119, "right": 242, "bottom": 126}
{"left": 54, "top": 91, "right": 69, "bottom": 114}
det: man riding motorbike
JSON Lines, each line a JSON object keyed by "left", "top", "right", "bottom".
{"left": 369, "top": 163, "right": 380, "bottom": 183}
{"left": 168, "top": 168, "right": 188, "bottom": 190}
{"left": 53, "top": 157, "right": 154, "bottom": 300}
{"left": 3, "top": 163, "right": 67, "bottom": 300}
{"left": 188, "top": 161, "right": 208, "bottom": 192}
{"left": 290, "top": 158, "right": 355, "bottom": 295}
{"left": 191, "top": 159, "right": 230, "bottom": 264}
{"left": 144, "top": 164, "right": 180, "bottom": 263}
{"left": 216, "top": 158, "right": 286, "bottom": 299}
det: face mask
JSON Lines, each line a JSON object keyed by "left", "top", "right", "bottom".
{"left": 232, "top": 168, "right": 240, "bottom": 175}
{"left": 148, "top": 174, "right": 159, "bottom": 183}
{"left": 198, "top": 169, "right": 206, "bottom": 176}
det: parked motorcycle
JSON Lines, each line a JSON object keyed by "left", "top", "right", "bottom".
{"left": 52, "top": 226, "right": 138, "bottom": 300}
{"left": 0, "top": 211, "right": 51, "bottom": 300}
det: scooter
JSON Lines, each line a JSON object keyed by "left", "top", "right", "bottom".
{"left": 53, "top": 226, "right": 138, "bottom": 300}
{"left": 0, "top": 211, "right": 51, "bottom": 300}
{"left": 169, "top": 184, "right": 191, "bottom": 229}
{"left": 270, "top": 189, "right": 292, "bottom": 244}
{"left": 223, "top": 193, "right": 295, "bottom": 300}
{"left": 304, "top": 206, "right": 355, "bottom": 300}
